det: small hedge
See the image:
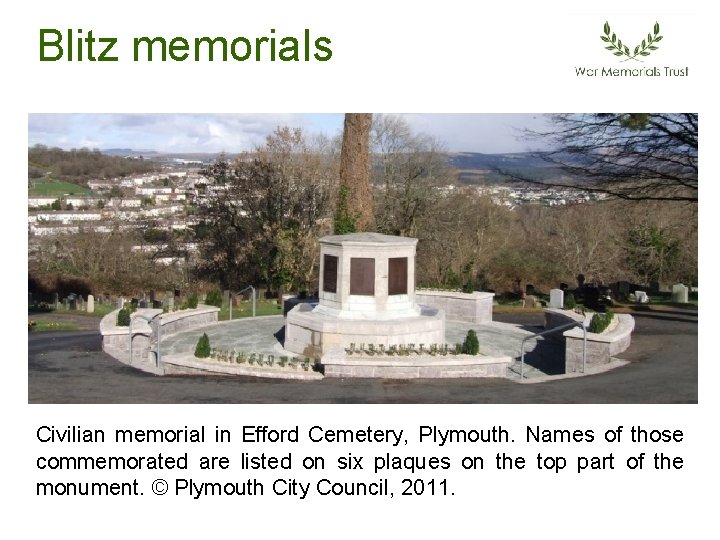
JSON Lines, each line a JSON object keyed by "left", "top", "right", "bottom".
{"left": 205, "top": 289, "right": 223, "bottom": 307}
{"left": 182, "top": 292, "right": 199, "bottom": 310}
{"left": 462, "top": 329, "right": 480, "bottom": 355}
{"left": 564, "top": 293, "right": 576, "bottom": 310}
{"left": 116, "top": 308, "right": 130, "bottom": 326}
{"left": 194, "top": 333, "right": 211, "bottom": 358}
{"left": 589, "top": 310, "right": 614, "bottom": 334}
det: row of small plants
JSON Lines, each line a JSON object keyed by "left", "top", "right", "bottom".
{"left": 416, "top": 287, "right": 473, "bottom": 293}
{"left": 193, "top": 333, "right": 316, "bottom": 371}
{"left": 346, "top": 330, "right": 480, "bottom": 356}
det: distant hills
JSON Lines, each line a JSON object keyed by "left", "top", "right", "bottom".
{"left": 448, "top": 152, "right": 550, "bottom": 170}
{"left": 448, "top": 152, "right": 562, "bottom": 185}
{"left": 101, "top": 148, "right": 157, "bottom": 157}
{"left": 30, "top": 146, "right": 563, "bottom": 187}
{"left": 101, "top": 149, "right": 234, "bottom": 163}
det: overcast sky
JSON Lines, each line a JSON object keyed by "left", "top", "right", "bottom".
{"left": 28, "top": 113, "right": 552, "bottom": 154}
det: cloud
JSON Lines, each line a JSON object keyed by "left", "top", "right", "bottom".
{"left": 400, "top": 113, "right": 553, "bottom": 153}
{"left": 28, "top": 113, "right": 552, "bottom": 153}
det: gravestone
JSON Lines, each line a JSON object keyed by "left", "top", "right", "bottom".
{"left": 671, "top": 283, "right": 689, "bottom": 303}
{"left": 549, "top": 288, "right": 564, "bottom": 309}
{"left": 583, "top": 286, "right": 600, "bottom": 310}
{"left": 635, "top": 290, "right": 649, "bottom": 303}
{"left": 618, "top": 281, "right": 631, "bottom": 297}
{"left": 523, "top": 295, "right": 537, "bottom": 308}
{"left": 139, "top": 300, "right": 148, "bottom": 309}
{"left": 52, "top": 292, "right": 59, "bottom": 309}
{"left": 87, "top": 294, "right": 95, "bottom": 313}
{"left": 117, "top": 297, "right": 124, "bottom": 310}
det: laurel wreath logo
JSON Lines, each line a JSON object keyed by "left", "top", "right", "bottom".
{"left": 601, "top": 21, "right": 663, "bottom": 62}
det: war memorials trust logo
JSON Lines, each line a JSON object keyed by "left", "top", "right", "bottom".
{"left": 601, "top": 21, "right": 662, "bottom": 62}
{"left": 574, "top": 20, "right": 688, "bottom": 78}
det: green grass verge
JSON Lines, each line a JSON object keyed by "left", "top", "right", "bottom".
{"left": 31, "top": 303, "right": 116, "bottom": 318}
{"left": 218, "top": 301, "right": 284, "bottom": 321}
{"left": 28, "top": 179, "right": 91, "bottom": 197}
{"left": 28, "top": 320, "right": 80, "bottom": 332}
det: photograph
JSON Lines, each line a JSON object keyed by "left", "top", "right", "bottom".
{"left": 27, "top": 113, "right": 698, "bottom": 403}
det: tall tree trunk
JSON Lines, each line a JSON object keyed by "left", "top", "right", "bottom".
{"left": 339, "top": 113, "right": 374, "bottom": 231}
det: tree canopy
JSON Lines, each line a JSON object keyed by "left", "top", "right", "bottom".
{"left": 514, "top": 113, "right": 698, "bottom": 202}
{"left": 196, "top": 127, "right": 334, "bottom": 294}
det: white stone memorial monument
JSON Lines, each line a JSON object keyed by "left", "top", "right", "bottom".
{"left": 285, "top": 233, "right": 445, "bottom": 357}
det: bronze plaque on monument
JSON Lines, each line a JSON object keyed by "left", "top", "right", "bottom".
{"left": 388, "top": 257, "right": 408, "bottom": 295}
{"left": 323, "top": 255, "right": 338, "bottom": 293}
{"left": 350, "top": 257, "right": 375, "bottom": 295}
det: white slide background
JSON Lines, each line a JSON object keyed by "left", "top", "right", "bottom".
{"left": 5, "top": 1, "right": 716, "bottom": 539}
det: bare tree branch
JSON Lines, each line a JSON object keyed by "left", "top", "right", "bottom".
{"left": 504, "top": 113, "right": 698, "bottom": 202}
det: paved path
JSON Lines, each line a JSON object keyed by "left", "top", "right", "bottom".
{"left": 27, "top": 309, "right": 697, "bottom": 403}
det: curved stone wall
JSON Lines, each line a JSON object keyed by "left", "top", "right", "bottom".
{"left": 543, "top": 308, "right": 635, "bottom": 373}
{"left": 100, "top": 305, "right": 220, "bottom": 373}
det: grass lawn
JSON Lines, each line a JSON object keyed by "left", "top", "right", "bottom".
{"left": 28, "top": 178, "right": 91, "bottom": 197}
{"left": 218, "top": 301, "right": 284, "bottom": 321}
{"left": 493, "top": 300, "right": 698, "bottom": 315}
{"left": 613, "top": 301, "right": 698, "bottom": 313}
{"left": 30, "top": 303, "right": 116, "bottom": 318}
{"left": 28, "top": 320, "right": 80, "bottom": 332}
{"left": 492, "top": 304, "right": 545, "bottom": 314}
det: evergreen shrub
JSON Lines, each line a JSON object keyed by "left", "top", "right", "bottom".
{"left": 205, "top": 289, "right": 223, "bottom": 307}
{"left": 195, "top": 333, "right": 211, "bottom": 358}
{"left": 462, "top": 329, "right": 480, "bottom": 355}
{"left": 116, "top": 308, "right": 130, "bottom": 326}
{"left": 589, "top": 310, "right": 614, "bottom": 334}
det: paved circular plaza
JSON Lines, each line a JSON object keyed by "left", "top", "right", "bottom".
{"left": 161, "top": 315, "right": 565, "bottom": 378}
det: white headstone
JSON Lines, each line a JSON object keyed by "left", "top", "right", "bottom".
{"left": 671, "top": 283, "right": 689, "bottom": 303}
{"left": 635, "top": 290, "right": 649, "bottom": 303}
{"left": 117, "top": 297, "right": 124, "bottom": 310}
{"left": 549, "top": 288, "right": 564, "bottom": 309}
{"left": 87, "top": 294, "right": 95, "bottom": 313}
